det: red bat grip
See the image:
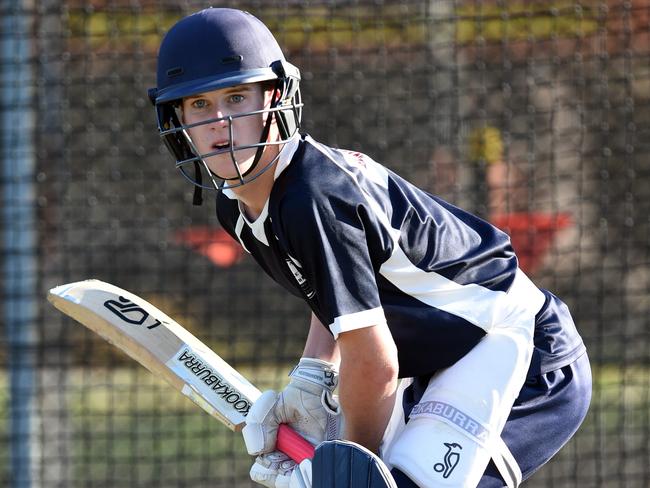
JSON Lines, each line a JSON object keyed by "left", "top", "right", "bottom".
{"left": 277, "top": 424, "right": 315, "bottom": 463}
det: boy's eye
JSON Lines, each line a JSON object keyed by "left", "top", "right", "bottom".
{"left": 229, "top": 94, "right": 245, "bottom": 103}
{"left": 191, "top": 99, "right": 208, "bottom": 109}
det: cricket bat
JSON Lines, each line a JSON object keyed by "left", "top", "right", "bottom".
{"left": 47, "top": 279, "right": 315, "bottom": 463}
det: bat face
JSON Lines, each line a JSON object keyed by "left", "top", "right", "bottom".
{"left": 48, "top": 279, "right": 316, "bottom": 464}
{"left": 48, "top": 280, "right": 260, "bottom": 431}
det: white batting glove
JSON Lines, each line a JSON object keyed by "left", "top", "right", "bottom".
{"left": 242, "top": 357, "right": 342, "bottom": 455}
{"left": 244, "top": 358, "right": 333, "bottom": 487}
{"left": 249, "top": 452, "right": 312, "bottom": 488}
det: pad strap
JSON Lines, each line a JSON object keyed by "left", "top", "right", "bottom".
{"left": 491, "top": 437, "right": 522, "bottom": 488}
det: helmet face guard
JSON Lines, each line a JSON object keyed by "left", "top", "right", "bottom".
{"left": 149, "top": 8, "right": 303, "bottom": 197}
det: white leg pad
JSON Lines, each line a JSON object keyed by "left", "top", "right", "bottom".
{"left": 385, "top": 327, "right": 533, "bottom": 487}
{"left": 389, "top": 416, "right": 491, "bottom": 487}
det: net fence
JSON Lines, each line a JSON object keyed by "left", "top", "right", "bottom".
{"left": 1, "top": 0, "right": 649, "bottom": 486}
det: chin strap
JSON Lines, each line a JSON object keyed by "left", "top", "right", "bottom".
{"left": 236, "top": 84, "right": 279, "bottom": 182}
{"left": 192, "top": 162, "right": 203, "bottom": 205}
{"left": 238, "top": 109, "right": 274, "bottom": 182}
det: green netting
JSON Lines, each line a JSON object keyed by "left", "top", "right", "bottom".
{"left": 1, "top": 1, "right": 649, "bottom": 486}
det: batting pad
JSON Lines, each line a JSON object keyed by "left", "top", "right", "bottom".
{"left": 385, "top": 326, "right": 533, "bottom": 488}
{"left": 313, "top": 440, "right": 397, "bottom": 488}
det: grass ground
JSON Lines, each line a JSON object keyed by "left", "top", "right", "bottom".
{"left": 0, "top": 363, "right": 648, "bottom": 487}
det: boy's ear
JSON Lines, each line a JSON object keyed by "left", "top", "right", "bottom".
{"left": 264, "top": 89, "right": 282, "bottom": 126}
{"left": 176, "top": 101, "right": 185, "bottom": 124}
{"left": 264, "top": 86, "right": 281, "bottom": 105}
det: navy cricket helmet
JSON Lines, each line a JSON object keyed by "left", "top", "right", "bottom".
{"left": 148, "top": 7, "right": 302, "bottom": 200}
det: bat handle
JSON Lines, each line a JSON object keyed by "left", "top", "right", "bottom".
{"left": 277, "top": 424, "right": 315, "bottom": 463}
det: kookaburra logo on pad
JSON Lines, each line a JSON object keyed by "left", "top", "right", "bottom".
{"left": 434, "top": 442, "right": 462, "bottom": 479}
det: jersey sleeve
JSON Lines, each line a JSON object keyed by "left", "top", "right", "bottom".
{"left": 276, "top": 187, "right": 391, "bottom": 338}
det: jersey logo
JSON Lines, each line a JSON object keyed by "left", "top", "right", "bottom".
{"left": 342, "top": 150, "right": 367, "bottom": 168}
{"left": 434, "top": 442, "right": 463, "bottom": 479}
{"left": 284, "top": 257, "right": 316, "bottom": 299}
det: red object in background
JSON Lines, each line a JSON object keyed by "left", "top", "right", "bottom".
{"left": 174, "top": 227, "right": 245, "bottom": 268}
{"left": 490, "top": 212, "right": 572, "bottom": 275}
{"left": 175, "top": 213, "right": 571, "bottom": 274}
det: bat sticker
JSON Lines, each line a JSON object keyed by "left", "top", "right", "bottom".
{"left": 104, "top": 296, "right": 162, "bottom": 329}
{"left": 168, "top": 346, "right": 252, "bottom": 416}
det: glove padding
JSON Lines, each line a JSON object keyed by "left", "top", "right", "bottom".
{"left": 243, "top": 358, "right": 342, "bottom": 455}
{"left": 250, "top": 452, "right": 312, "bottom": 488}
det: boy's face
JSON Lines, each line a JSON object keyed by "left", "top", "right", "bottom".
{"left": 181, "top": 83, "right": 276, "bottom": 181}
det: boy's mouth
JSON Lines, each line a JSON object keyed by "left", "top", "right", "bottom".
{"left": 213, "top": 141, "right": 231, "bottom": 150}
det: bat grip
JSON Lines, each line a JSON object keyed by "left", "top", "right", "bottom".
{"left": 277, "top": 424, "right": 315, "bottom": 463}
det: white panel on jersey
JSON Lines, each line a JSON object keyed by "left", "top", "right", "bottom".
{"left": 330, "top": 307, "right": 388, "bottom": 339}
{"left": 234, "top": 216, "right": 251, "bottom": 253}
{"left": 380, "top": 251, "right": 544, "bottom": 333}
{"left": 241, "top": 201, "right": 270, "bottom": 246}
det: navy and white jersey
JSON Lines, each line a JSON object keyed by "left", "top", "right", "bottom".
{"left": 216, "top": 133, "right": 586, "bottom": 378}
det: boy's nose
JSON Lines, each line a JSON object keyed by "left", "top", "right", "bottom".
{"left": 208, "top": 110, "right": 229, "bottom": 128}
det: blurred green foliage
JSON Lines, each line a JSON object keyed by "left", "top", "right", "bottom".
{"left": 64, "top": 2, "right": 599, "bottom": 53}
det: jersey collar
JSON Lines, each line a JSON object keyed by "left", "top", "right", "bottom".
{"left": 223, "top": 134, "right": 300, "bottom": 244}
{"left": 272, "top": 132, "right": 300, "bottom": 180}
{"left": 222, "top": 133, "right": 300, "bottom": 201}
